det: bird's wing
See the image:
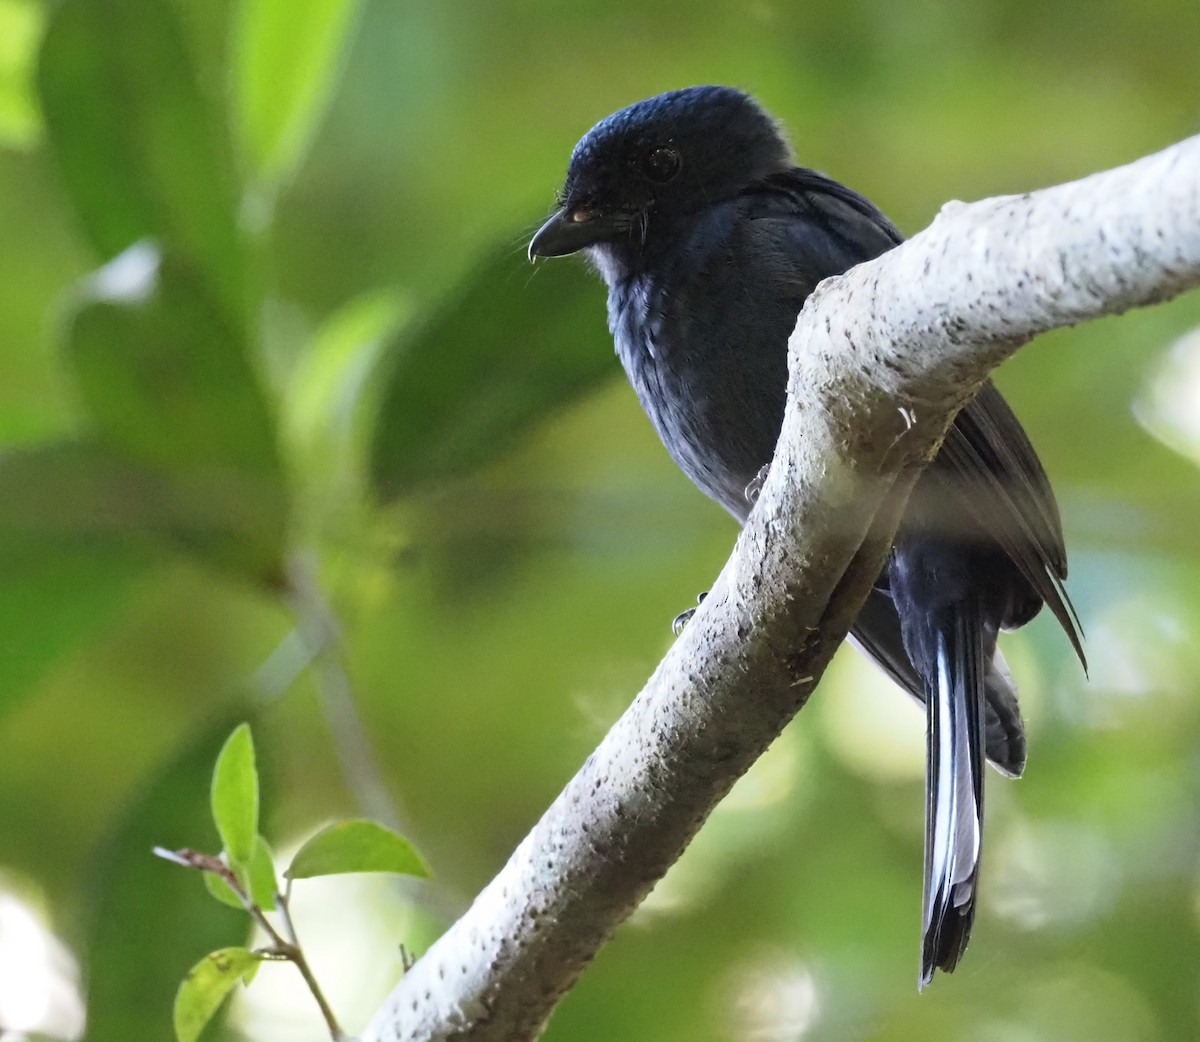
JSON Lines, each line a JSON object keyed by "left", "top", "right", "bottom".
{"left": 938, "top": 383, "right": 1085, "bottom": 664}
{"left": 742, "top": 167, "right": 1084, "bottom": 667}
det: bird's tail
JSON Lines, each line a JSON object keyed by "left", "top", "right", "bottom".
{"left": 919, "top": 600, "right": 987, "bottom": 989}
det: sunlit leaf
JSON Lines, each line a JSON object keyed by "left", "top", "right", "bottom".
{"left": 173, "top": 947, "right": 262, "bottom": 1042}
{"left": 283, "top": 289, "right": 406, "bottom": 506}
{"left": 235, "top": 0, "right": 364, "bottom": 186}
{"left": 199, "top": 838, "right": 277, "bottom": 912}
{"left": 37, "top": 0, "right": 246, "bottom": 318}
{"left": 246, "top": 834, "right": 279, "bottom": 910}
{"left": 211, "top": 724, "right": 258, "bottom": 865}
{"left": 0, "top": 0, "right": 43, "bottom": 148}
{"left": 286, "top": 818, "right": 430, "bottom": 879}
{"left": 203, "top": 863, "right": 246, "bottom": 911}
{"left": 368, "top": 237, "right": 614, "bottom": 501}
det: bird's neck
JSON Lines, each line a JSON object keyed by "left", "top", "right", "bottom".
{"left": 584, "top": 210, "right": 696, "bottom": 285}
{"left": 586, "top": 241, "right": 658, "bottom": 285}
{"left": 583, "top": 242, "right": 634, "bottom": 286}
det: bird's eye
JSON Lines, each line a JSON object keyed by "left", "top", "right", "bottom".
{"left": 643, "top": 146, "right": 682, "bottom": 184}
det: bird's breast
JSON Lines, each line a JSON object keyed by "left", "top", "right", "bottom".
{"left": 607, "top": 255, "right": 790, "bottom": 522}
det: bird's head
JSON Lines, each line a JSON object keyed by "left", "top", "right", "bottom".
{"left": 528, "top": 86, "right": 791, "bottom": 273}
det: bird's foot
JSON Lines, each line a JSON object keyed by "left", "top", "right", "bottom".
{"left": 672, "top": 591, "right": 708, "bottom": 635}
{"left": 744, "top": 464, "right": 771, "bottom": 506}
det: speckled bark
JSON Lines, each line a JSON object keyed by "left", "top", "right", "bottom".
{"left": 362, "top": 135, "right": 1200, "bottom": 1042}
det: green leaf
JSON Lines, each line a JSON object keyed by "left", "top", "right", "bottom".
{"left": 199, "top": 838, "right": 278, "bottom": 911}
{"left": 283, "top": 289, "right": 406, "bottom": 512}
{"left": 63, "top": 246, "right": 287, "bottom": 584}
{"left": 68, "top": 245, "right": 277, "bottom": 478}
{"left": 235, "top": 0, "right": 364, "bottom": 187}
{"left": 211, "top": 724, "right": 259, "bottom": 865}
{"left": 367, "top": 236, "right": 614, "bottom": 502}
{"left": 286, "top": 290, "right": 406, "bottom": 462}
{"left": 0, "top": 432, "right": 282, "bottom": 589}
{"left": 0, "top": 442, "right": 153, "bottom": 719}
{"left": 173, "top": 947, "right": 262, "bottom": 1042}
{"left": 86, "top": 717, "right": 248, "bottom": 1042}
{"left": 202, "top": 864, "right": 246, "bottom": 911}
{"left": 0, "top": 539, "right": 144, "bottom": 719}
{"left": 246, "top": 834, "right": 279, "bottom": 910}
{"left": 37, "top": 0, "right": 246, "bottom": 318}
{"left": 0, "top": 0, "right": 44, "bottom": 149}
{"left": 286, "top": 818, "right": 430, "bottom": 880}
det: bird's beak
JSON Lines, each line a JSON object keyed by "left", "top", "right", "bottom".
{"left": 528, "top": 207, "right": 624, "bottom": 260}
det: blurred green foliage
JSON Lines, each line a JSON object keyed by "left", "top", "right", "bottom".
{"left": 0, "top": 1, "right": 1198, "bottom": 1041}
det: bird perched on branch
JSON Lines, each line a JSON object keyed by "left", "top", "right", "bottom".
{"left": 529, "top": 85, "right": 1083, "bottom": 988}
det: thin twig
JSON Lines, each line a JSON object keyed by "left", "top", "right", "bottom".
{"left": 282, "top": 917, "right": 346, "bottom": 1042}
{"left": 252, "top": 626, "right": 319, "bottom": 704}
{"left": 154, "top": 847, "right": 346, "bottom": 1040}
{"left": 275, "top": 887, "right": 300, "bottom": 947}
{"left": 286, "top": 550, "right": 405, "bottom": 830}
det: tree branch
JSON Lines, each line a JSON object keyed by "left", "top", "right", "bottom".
{"left": 363, "top": 134, "right": 1200, "bottom": 1042}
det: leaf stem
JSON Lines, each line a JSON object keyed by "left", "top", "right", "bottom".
{"left": 275, "top": 887, "right": 300, "bottom": 947}
{"left": 283, "top": 926, "right": 345, "bottom": 1042}
{"left": 155, "top": 847, "right": 345, "bottom": 1040}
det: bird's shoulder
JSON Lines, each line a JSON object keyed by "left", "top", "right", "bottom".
{"left": 732, "top": 166, "right": 905, "bottom": 273}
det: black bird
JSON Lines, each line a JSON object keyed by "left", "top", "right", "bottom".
{"left": 529, "top": 85, "right": 1083, "bottom": 987}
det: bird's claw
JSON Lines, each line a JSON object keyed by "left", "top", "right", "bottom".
{"left": 671, "top": 591, "right": 708, "bottom": 635}
{"left": 744, "top": 463, "right": 771, "bottom": 505}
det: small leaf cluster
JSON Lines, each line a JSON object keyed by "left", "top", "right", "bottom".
{"left": 158, "top": 724, "right": 429, "bottom": 1042}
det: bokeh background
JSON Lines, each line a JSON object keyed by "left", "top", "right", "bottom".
{"left": 2, "top": 1, "right": 1200, "bottom": 1040}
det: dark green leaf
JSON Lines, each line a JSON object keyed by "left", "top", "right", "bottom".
{"left": 68, "top": 245, "right": 277, "bottom": 478}
{"left": 0, "top": 441, "right": 153, "bottom": 718}
{"left": 285, "top": 818, "right": 430, "bottom": 879}
{"left": 367, "top": 237, "right": 614, "bottom": 501}
{"left": 0, "top": 433, "right": 282, "bottom": 588}
{"left": 0, "top": 540, "right": 144, "bottom": 719}
{"left": 63, "top": 247, "right": 287, "bottom": 584}
{"left": 37, "top": 0, "right": 246, "bottom": 317}
{"left": 211, "top": 724, "right": 258, "bottom": 865}
{"left": 235, "top": 0, "right": 364, "bottom": 187}
{"left": 173, "top": 947, "right": 262, "bottom": 1042}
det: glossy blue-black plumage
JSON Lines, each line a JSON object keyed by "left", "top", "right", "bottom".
{"left": 530, "top": 86, "right": 1083, "bottom": 987}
